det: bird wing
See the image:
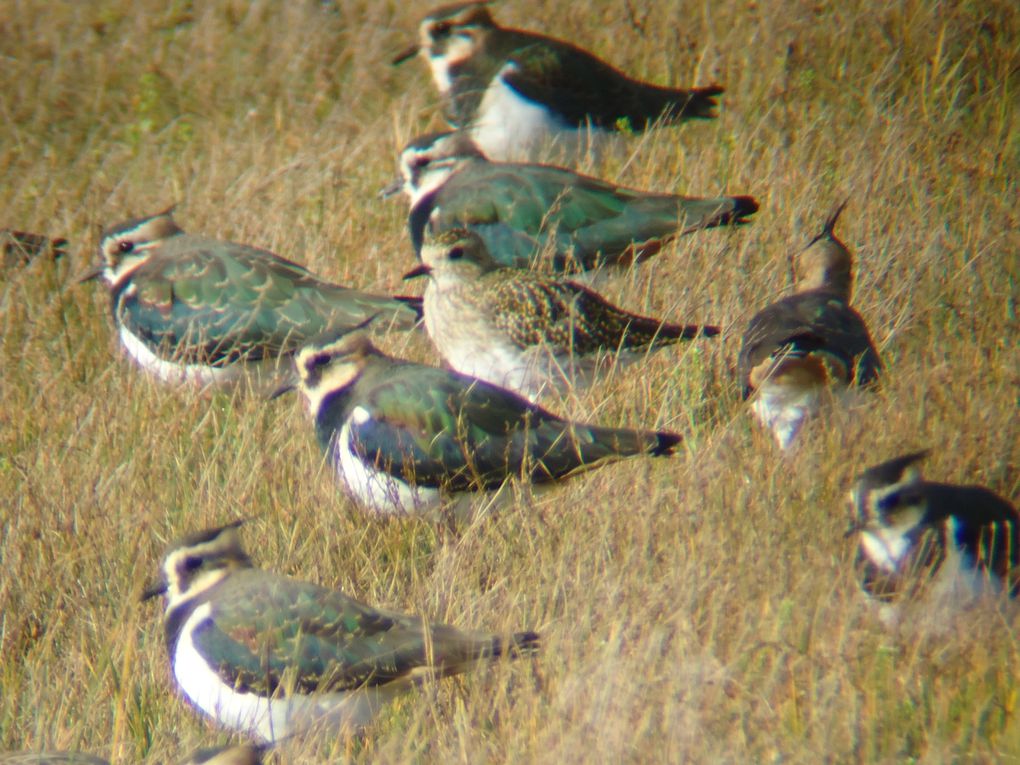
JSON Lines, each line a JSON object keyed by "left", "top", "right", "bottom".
{"left": 437, "top": 163, "right": 751, "bottom": 270}
{"left": 737, "top": 290, "right": 881, "bottom": 397}
{"left": 482, "top": 274, "right": 666, "bottom": 354}
{"left": 436, "top": 162, "right": 676, "bottom": 269}
{"left": 330, "top": 362, "right": 662, "bottom": 489}
{"left": 191, "top": 572, "right": 501, "bottom": 695}
{"left": 117, "top": 244, "right": 416, "bottom": 364}
{"left": 929, "top": 485, "right": 1020, "bottom": 590}
{"left": 499, "top": 40, "right": 702, "bottom": 129}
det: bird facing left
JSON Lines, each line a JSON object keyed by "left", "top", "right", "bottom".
{"left": 79, "top": 208, "right": 422, "bottom": 394}
{"left": 141, "top": 522, "right": 539, "bottom": 743}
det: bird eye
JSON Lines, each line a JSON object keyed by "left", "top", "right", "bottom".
{"left": 304, "top": 353, "right": 331, "bottom": 374}
{"left": 118, "top": 240, "right": 135, "bottom": 254}
{"left": 448, "top": 246, "right": 465, "bottom": 260}
{"left": 432, "top": 21, "right": 451, "bottom": 37}
{"left": 184, "top": 556, "right": 203, "bottom": 571}
{"left": 411, "top": 156, "right": 431, "bottom": 170}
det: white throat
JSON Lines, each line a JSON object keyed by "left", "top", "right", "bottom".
{"left": 408, "top": 162, "right": 460, "bottom": 208}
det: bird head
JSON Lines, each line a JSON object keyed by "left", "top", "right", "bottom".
{"left": 846, "top": 451, "right": 931, "bottom": 571}
{"left": 392, "top": 2, "right": 497, "bottom": 68}
{"left": 412, "top": 227, "right": 497, "bottom": 286}
{"left": 290, "top": 332, "right": 380, "bottom": 416}
{"left": 142, "top": 521, "right": 252, "bottom": 610}
{"left": 381, "top": 131, "right": 483, "bottom": 203}
{"left": 795, "top": 199, "right": 853, "bottom": 299}
{"left": 79, "top": 207, "right": 184, "bottom": 286}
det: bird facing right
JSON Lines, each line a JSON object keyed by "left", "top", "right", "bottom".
{"left": 738, "top": 201, "right": 881, "bottom": 449}
{"left": 407, "top": 227, "right": 719, "bottom": 400}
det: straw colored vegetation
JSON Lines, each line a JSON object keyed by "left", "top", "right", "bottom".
{"left": 1, "top": 0, "right": 1017, "bottom": 762}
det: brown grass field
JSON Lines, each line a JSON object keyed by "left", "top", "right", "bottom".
{"left": 1, "top": 0, "right": 1018, "bottom": 762}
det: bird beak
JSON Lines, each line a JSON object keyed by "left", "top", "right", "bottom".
{"left": 391, "top": 44, "right": 420, "bottom": 65}
{"left": 379, "top": 177, "right": 405, "bottom": 200}
{"left": 140, "top": 580, "right": 168, "bottom": 602}
{"left": 75, "top": 263, "right": 105, "bottom": 283}
{"left": 402, "top": 264, "right": 432, "bottom": 280}
{"left": 269, "top": 382, "right": 295, "bottom": 400}
{"left": 843, "top": 519, "right": 865, "bottom": 539}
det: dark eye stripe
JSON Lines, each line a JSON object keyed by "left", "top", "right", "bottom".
{"left": 305, "top": 353, "right": 331, "bottom": 373}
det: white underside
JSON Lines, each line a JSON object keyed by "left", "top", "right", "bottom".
{"left": 439, "top": 339, "right": 595, "bottom": 403}
{"left": 861, "top": 517, "right": 1006, "bottom": 630}
{"left": 470, "top": 71, "right": 612, "bottom": 163}
{"left": 859, "top": 528, "right": 914, "bottom": 575}
{"left": 174, "top": 603, "right": 387, "bottom": 743}
{"left": 118, "top": 325, "right": 285, "bottom": 395}
{"left": 423, "top": 286, "right": 603, "bottom": 402}
{"left": 333, "top": 406, "right": 442, "bottom": 515}
{"left": 750, "top": 381, "right": 825, "bottom": 450}
{"left": 332, "top": 407, "right": 508, "bottom": 519}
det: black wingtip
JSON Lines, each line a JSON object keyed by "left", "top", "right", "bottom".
{"left": 696, "top": 84, "right": 726, "bottom": 97}
{"left": 702, "top": 196, "right": 758, "bottom": 230}
{"left": 733, "top": 196, "right": 760, "bottom": 220}
{"left": 498, "top": 631, "right": 541, "bottom": 659}
{"left": 683, "top": 84, "right": 725, "bottom": 119}
{"left": 653, "top": 431, "right": 683, "bottom": 456}
{"left": 668, "top": 323, "right": 720, "bottom": 340}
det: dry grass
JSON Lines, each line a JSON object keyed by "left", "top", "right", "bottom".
{"left": 1, "top": 0, "right": 1018, "bottom": 762}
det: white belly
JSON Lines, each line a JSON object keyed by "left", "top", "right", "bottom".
{"left": 118, "top": 325, "right": 285, "bottom": 394}
{"left": 332, "top": 407, "right": 443, "bottom": 515}
{"left": 423, "top": 287, "right": 559, "bottom": 401}
{"left": 751, "top": 380, "right": 825, "bottom": 450}
{"left": 470, "top": 69, "right": 611, "bottom": 162}
{"left": 174, "top": 603, "right": 384, "bottom": 742}
{"left": 859, "top": 529, "right": 913, "bottom": 574}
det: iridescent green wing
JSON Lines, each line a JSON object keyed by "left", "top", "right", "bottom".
{"left": 118, "top": 244, "right": 416, "bottom": 364}
{"left": 335, "top": 363, "right": 662, "bottom": 489}
{"left": 438, "top": 163, "right": 707, "bottom": 270}
{"left": 192, "top": 573, "right": 493, "bottom": 695}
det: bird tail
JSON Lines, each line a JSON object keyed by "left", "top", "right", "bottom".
{"left": 617, "top": 315, "right": 720, "bottom": 349}
{"left": 675, "top": 84, "right": 725, "bottom": 120}
{"left": 679, "top": 196, "right": 759, "bottom": 233}
{"left": 586, "top": 426, "right": 682, "bottom": 458}
{"left": 651, "top": 431, "right": 683, "bottom": 456}
{"left": 651, "top": 320, "right": 721, "bottom": 342}
{"left": 705, "top": 195, "right": 762, "bottom": 226}
{"left": 493, "top": 630, "right": 541, "bottom": 659}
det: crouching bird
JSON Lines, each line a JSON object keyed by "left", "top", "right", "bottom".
{"left": 274, "top": 331, "right": 681, "bottom": 515}
{"left": 142, "top": 522, "right": 539, "bottom": 742}
{"left": 79, "top": 209, "right": 421, "bottom": 394}
{"left": 408, "top": 227, "right": 719, "bottom": 400}
{"left": 738, "top": 201, "right": 880, "bottom": 449}
{"left": 847, "top": 450, "right": 1020, "bottom": 620}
